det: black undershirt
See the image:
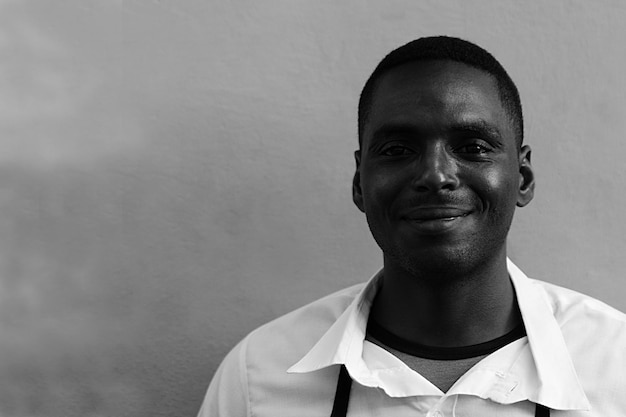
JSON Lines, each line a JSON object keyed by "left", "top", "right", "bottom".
{"left": 367, "top": 319, "right": 527, "bottom": 359}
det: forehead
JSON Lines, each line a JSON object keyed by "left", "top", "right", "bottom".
{"left": 364, "top": 60, "right": 514, "bottom": 143}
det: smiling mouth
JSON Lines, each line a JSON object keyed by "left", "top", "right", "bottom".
{"left": 400, "top": 207, "right": 472, "bottom": 234}
{"left": 409, "top": 214, "right": 469, "bottom": 223}
{"left": 402, "top": 207, "right": 472, "bottom": 222}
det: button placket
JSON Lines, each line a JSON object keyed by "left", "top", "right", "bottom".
{"left": 427, "top": 395, "right": 449, "bottom": 417}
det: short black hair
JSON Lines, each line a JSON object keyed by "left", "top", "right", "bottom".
{"left": 358, "top": 36, "right": 523, "bottom": 147}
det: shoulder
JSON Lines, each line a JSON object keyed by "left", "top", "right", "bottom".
{"left": 531, "top": 278, "right": 626, "bottom": 377}
{"left": 217, "top": 281, "right": 365, "bottom": 376}
{"left": 245, "top": 282, "right": 365, "bottom": 365}
{"left": 199, "top": 283, "right": 365, "bottom": 416}
{"left": 531, "top": 278, "right": 626, "bottom": 327}
{"left": 530, "top": 279, "right": 626, "bottom": 410}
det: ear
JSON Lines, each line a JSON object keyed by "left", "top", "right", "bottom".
{"left": 352, "top": 150, "right": 365, "bottom": 212}
{"left": 516, "top": 145, "right": 535, "bottom": 207}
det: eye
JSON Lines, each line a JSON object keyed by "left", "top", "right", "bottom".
{"left": 455, "top": 142, "right": 492, "bottom": 155}
{"left": 380, "top": 144, "right": 414, "bottom": 156}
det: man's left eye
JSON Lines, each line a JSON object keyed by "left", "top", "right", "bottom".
{"left": 456, "top": 143, "right": 491, "bottom": 154}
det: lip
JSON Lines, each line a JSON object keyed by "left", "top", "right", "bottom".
{"left": 400, "top": 207, "right": 472, "bottom": 235}
{"left": 401, "top": 206, "right": 472, "bottom": 222}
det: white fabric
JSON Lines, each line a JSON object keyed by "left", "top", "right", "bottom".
{"left": 198, "top": 259, "right": 626, "bottom": 417}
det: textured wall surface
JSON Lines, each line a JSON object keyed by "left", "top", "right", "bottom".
{"left": 1, "top": 1, "right": 626, "bottom": 416}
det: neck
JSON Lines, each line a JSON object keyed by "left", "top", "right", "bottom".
{"left": 369, "top": 251, "right": 520, "bottom": 347}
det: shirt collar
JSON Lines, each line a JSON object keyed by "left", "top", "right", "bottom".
{"left": 288, "top": 259, "right": 590, "bottom": 411}
{"left": 506, "top": 259, "right": 590, "bottom": 410}
{"left": 287, "top": 268, "right": 382, "bottom": 377}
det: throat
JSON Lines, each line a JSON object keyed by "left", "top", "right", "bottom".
{"left": 369, "top": 263, "right": 521, "bottom": 347}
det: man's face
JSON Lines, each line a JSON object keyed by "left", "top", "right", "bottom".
{"left": 353, "top": 60, "right": 534, "bottom": 276}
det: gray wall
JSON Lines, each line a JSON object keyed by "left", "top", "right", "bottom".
{"left": 2, "top": 1, "right": 625, "bottom": 416}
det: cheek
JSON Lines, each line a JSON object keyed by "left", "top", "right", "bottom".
{"left": 362, "top": 170, "right": 403, "bottom": 209}
{"left": 480, "top": 167, "right": 520, "bottom": 211}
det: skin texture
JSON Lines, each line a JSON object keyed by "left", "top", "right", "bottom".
{"left": 353, "top": 60, "right": 535, "bottom": 347}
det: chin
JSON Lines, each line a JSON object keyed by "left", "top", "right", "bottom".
{"left": 405, "top": 250, "right": 470, "bottom": 277}
{"left": 383, "top": 242, "right": 495, "bottom": 284}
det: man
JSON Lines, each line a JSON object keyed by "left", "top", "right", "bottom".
{"left": 199, "top": 36, "right": 626, "bottom": 416}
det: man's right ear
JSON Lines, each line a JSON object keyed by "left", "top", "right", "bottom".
{"left": 352, "top": 150, "right": 365, "bottom": 213}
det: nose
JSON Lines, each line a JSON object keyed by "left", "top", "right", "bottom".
{"left": 412, "top": 142, "right": 460, "bottom": 192}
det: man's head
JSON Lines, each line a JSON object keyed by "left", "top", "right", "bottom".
{"left": 358, "top": 36, "right": 524, "bottom": 148}
{"left": 353, "top": 36, "right": 534, "bottom": 279}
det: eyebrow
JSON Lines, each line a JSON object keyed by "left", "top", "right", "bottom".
{"left": 451, "top": 119, "right": 502, "bottom": 138}
{"left": 450, "top": 120, "right": 504, "bottom": 145}
{"left": 370, "top": 124, "right": 420, "bottom": 140}
{"left": 370, "top": 119, "right": 504, "bottom": 146}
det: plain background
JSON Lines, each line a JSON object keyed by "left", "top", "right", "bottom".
{"left": 1, "top": 1, "right": 626, "bottom": 416}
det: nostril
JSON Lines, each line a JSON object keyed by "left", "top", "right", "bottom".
{"left": 412, "top": 169, "right": 460, "bottom": 192}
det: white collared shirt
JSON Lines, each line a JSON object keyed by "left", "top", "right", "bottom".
{"left": 199, "top": 260, "right": 626, "bottom": 416}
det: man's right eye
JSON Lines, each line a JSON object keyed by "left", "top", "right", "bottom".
{"left": 380, "top": 145, "right": 413, "bottom": 156}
